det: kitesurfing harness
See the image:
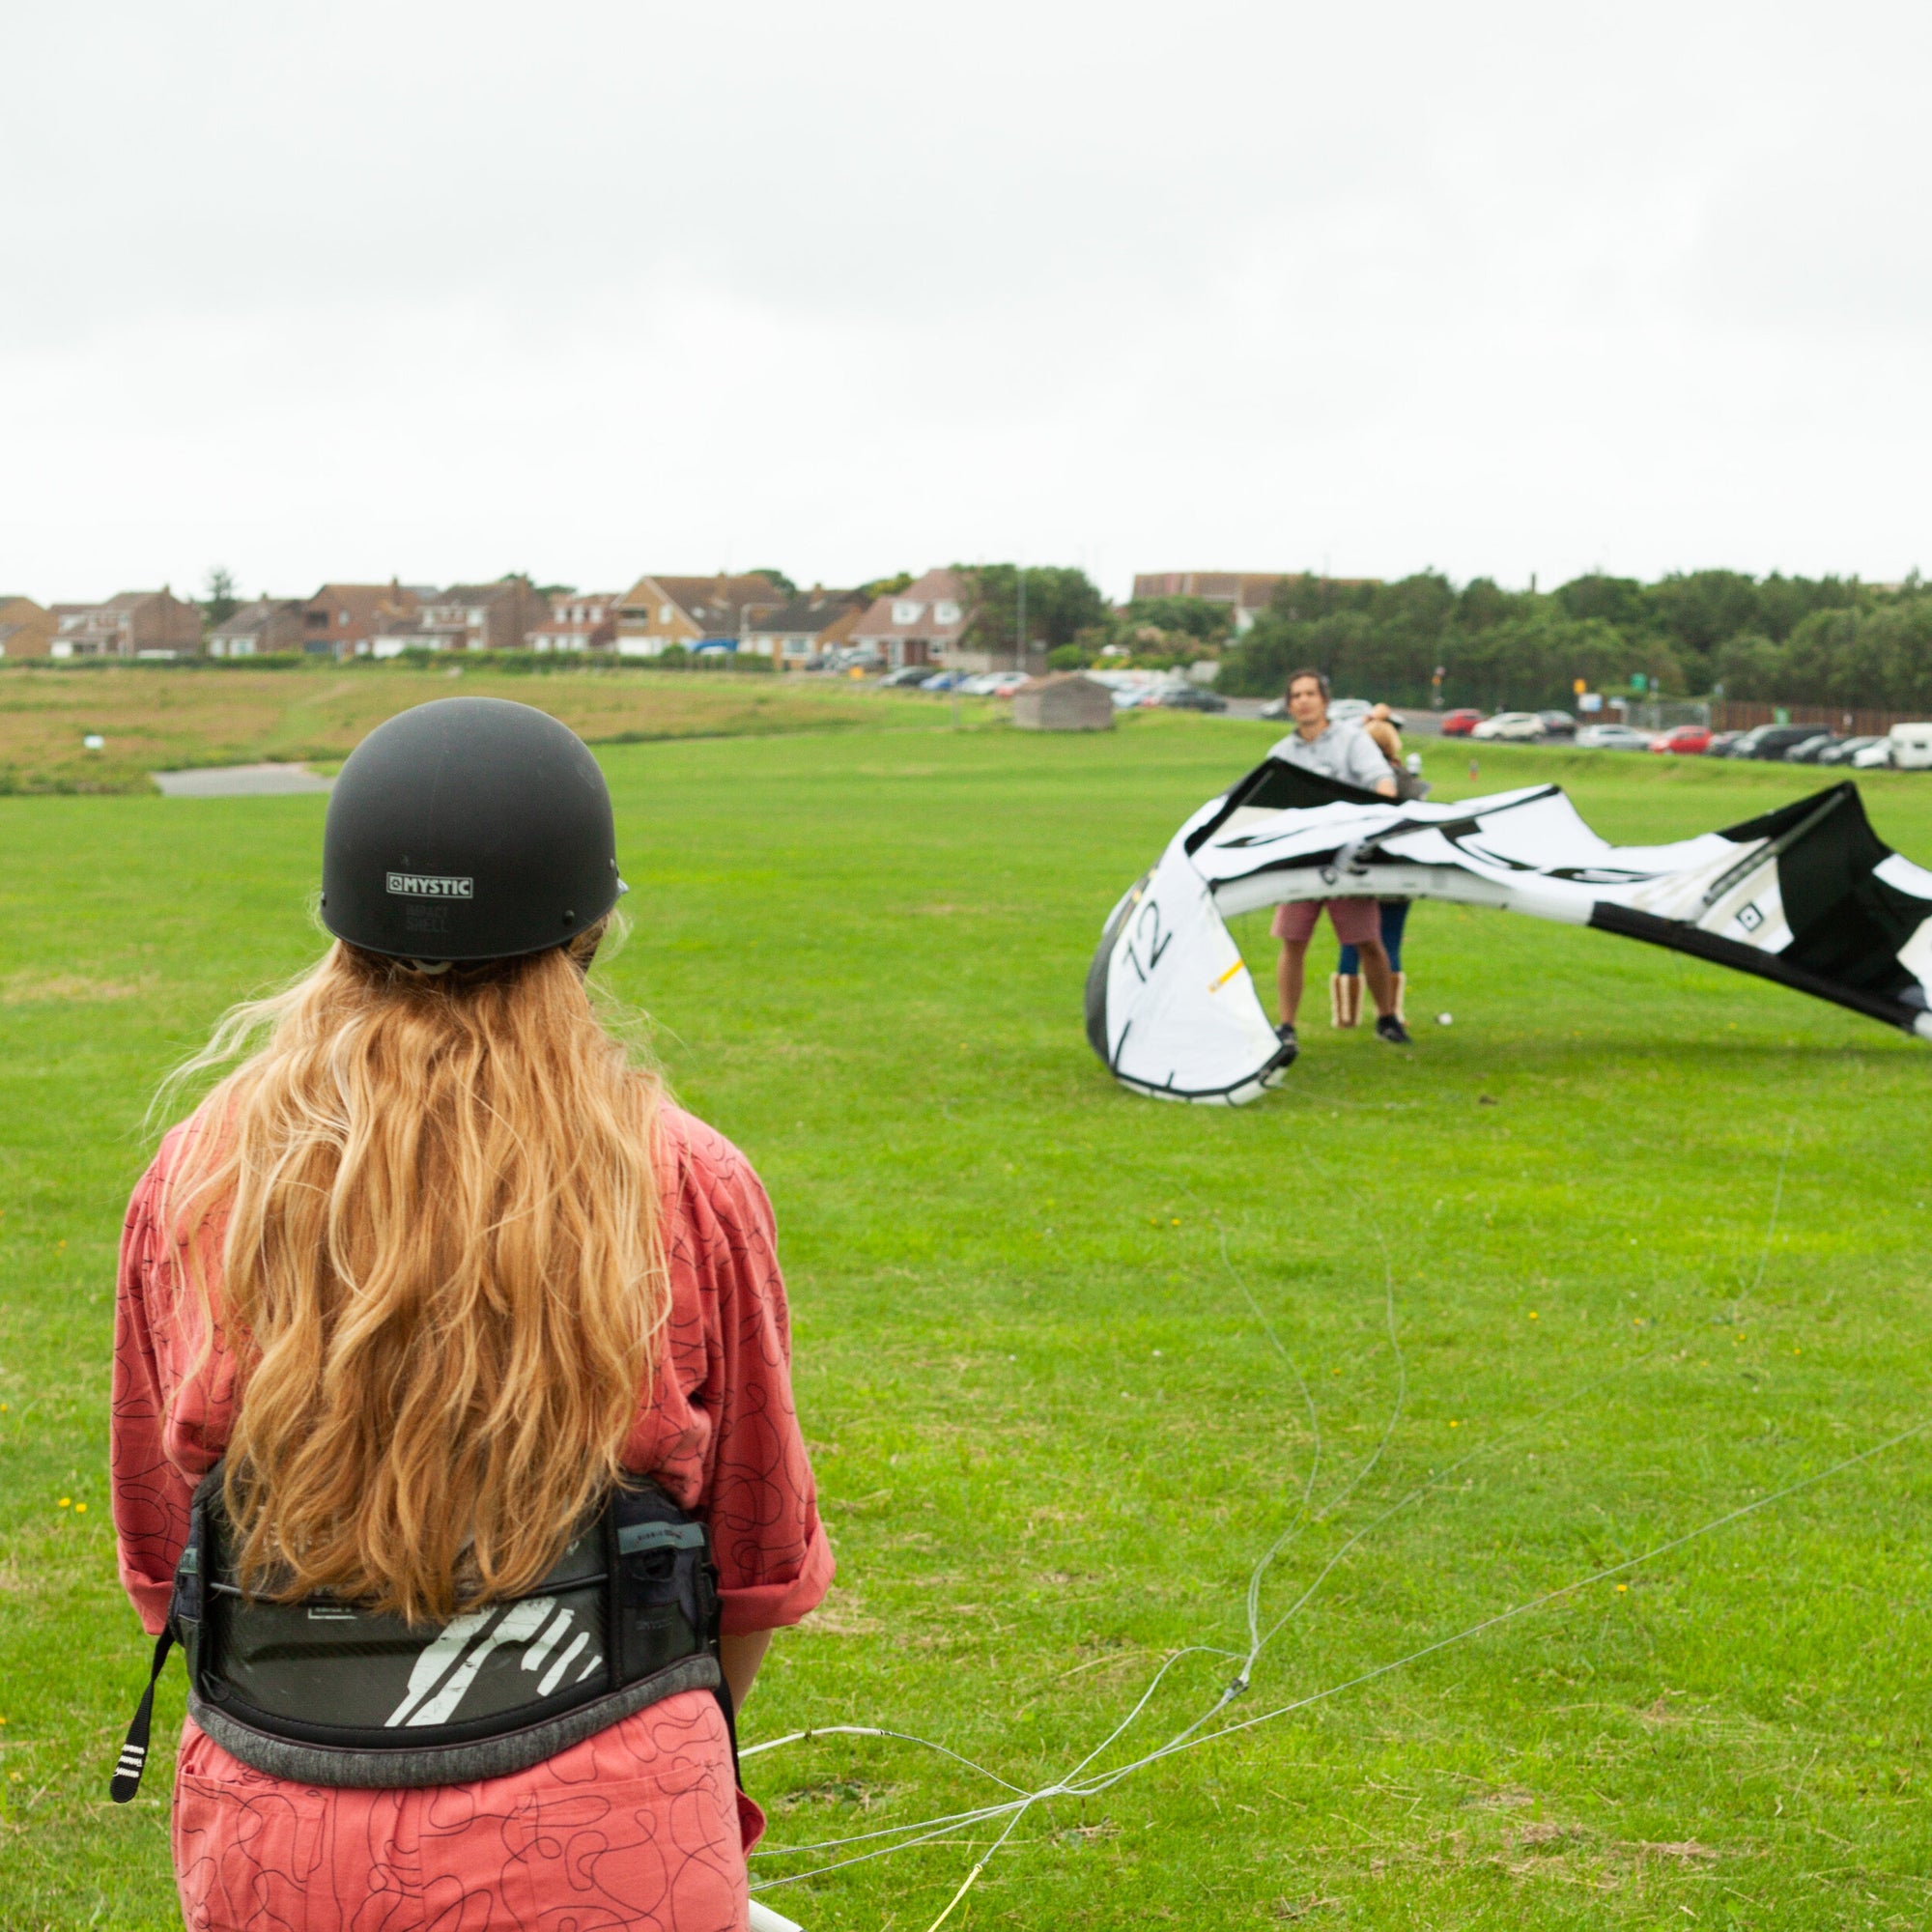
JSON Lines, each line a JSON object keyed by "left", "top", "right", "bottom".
{"left": 111, "top": 1463, "right": 729, "bottom": 1801}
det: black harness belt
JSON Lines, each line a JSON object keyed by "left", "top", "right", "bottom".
{"left": 112, "top": 1464, "right": 728, "bottom": 1801}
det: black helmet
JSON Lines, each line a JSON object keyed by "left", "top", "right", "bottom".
{"left": 320, "top": 697, "right": 625, "bottom": 961}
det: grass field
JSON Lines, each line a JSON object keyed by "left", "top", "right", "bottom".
{"left": 2, "top": 714, "right": 1929, "bottom": 1929}
{"left": 0, "top": 662, "right": 952, "bottom": 794}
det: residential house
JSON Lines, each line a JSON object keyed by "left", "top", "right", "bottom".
{"left": 612, "top": 573, "right": 788, "bottom": 657}
{"left": 527, "top": 591, "right": 619, "bottom": 652}
{"left": 849, "top": 568, "right": 978, "bottom": 670}
{"left": 302, "top": 582, "right": 420, "bottom": 658}
{"left": 208, "top": 599, "right": 308, "bottom": 658}
{"left": 741, "top": 587, "right": 867, "bottom": 666}
{"left": 371, "top": 581, "right": 549, "bottom": 656}
{"left": 0, "top": 596, "right": 55, "bottom": 659}
{"left": 48, "top": 588, "right": 203, "bottom": 659}
{"left": 1130, "top": 571, "right": 1380, "bottom": 634}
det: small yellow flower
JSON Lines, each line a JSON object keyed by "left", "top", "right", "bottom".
{"left": 1448, "top": 1420, "right": 1461, "bottom": 1429}
{"left": 74, "top": 1502, "right": 87, "bottom": 1514}
{"left": 1170, "top": 1217, "right": 1180, "bottom": 1226}
{"left": 1528, "top": 1311, "right": 1538, "bottom": 1321}
{"left": 57, "top": 1497, "right": 71, "bottom": 1509}
{"left": 1615, "top": 1583, "right": 1629, "bottom": 1593}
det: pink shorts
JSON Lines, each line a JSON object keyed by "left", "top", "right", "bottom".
{"left": 1271, "top": 897, "right": 1381, "bottom": 946}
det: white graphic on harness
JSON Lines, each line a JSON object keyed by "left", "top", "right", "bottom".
{"left": 384, "top": 1598, "right": 604, "bottom": 1728}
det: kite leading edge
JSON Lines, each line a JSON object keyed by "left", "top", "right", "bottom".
{"left": 1087, "top": 762, "right": 1932, "bottom": 1104}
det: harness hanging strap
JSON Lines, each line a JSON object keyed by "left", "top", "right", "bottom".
{"left": 110, "top": 1629, "right": 176, "bottom": 1804}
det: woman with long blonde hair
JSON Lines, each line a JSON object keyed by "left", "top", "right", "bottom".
{"left": 111, "top": 698, "right": 831, "bottom": 1930}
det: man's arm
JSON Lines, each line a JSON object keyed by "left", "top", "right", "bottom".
{"left": 1347, "top": 732, "right": 1398, "bottom": 796}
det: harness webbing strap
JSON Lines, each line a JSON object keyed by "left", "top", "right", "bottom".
{"left": 110, "top": 1629, "right": 175, "bottom": 1804}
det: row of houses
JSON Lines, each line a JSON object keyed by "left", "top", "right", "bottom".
{"left": 0, "top": 567, "right": 1301, "bottom": 673}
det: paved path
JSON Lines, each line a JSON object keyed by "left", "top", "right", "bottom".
{"left": 151, "top": 763, "right": 332, "bottom": 797}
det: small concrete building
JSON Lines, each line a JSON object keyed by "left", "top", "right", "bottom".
{"left": 1012, "top": 672, "right": 1114, "bottom": 732}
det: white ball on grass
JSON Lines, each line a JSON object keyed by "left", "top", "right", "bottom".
{"left": 1435, "top": 1011, "right": 1453, "bottom": 1026}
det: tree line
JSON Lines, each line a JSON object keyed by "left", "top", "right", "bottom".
{"left": 1212, "top": 570, "right": 1932, "bottom": 710}
{"left": 971, "top": 563, "right": 1932, "bottom": 711}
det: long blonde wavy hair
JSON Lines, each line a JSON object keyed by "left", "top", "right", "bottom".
{"left": 158, "top": 921, "right": 668, "bottom": 1624}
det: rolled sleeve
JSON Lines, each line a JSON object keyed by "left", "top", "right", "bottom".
{"left": 692, "top": 1136, "right": 834, "bottom": 1635}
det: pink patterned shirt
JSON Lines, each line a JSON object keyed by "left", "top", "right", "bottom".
{"left": 112, "top": 1103, "right": 833, "bottom": 1932}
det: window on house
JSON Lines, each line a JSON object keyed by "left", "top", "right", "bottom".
{"left": 934, "top": 601, "right": 960, "bottom": 624}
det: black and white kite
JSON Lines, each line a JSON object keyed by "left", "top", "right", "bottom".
{"left": 1087, "top": 762, "right": 1932, "bottom": 1103}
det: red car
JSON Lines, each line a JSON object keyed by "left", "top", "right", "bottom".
{"left": 1651, "top": 724, "right": 1714, "bottom": 754}
{"left": 1439, "top": 708, "right": 1484, "bottom": 736}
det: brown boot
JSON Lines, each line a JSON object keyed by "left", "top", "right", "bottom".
{"left": 1329, "top": 973, "right": 1362, "bottom": 1028}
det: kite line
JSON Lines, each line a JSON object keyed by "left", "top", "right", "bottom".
{"left": 746, "top": 1133, "right": 1904, "bottom": 1922}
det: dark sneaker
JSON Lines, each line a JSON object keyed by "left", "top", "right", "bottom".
{"left": 1375, "top": 1013, "right": 1411, "bottom": 1045}
{"left": 1272, "top": 1021, "right": 1298, "bottom": 1065}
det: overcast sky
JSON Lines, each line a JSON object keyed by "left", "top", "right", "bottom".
{"left": 4, "top": 2, "right": 1927, "bottom": 604}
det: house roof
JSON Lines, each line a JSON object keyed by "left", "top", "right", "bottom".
{"left": 851, "top": 567, "right": 974, "bottom": 642}
{"left": 211, "top": 598, "right": 301, "bottom": 636}
{"left": 311, "top": 583, "right": 418, "bottom": 627}
{"left": 743, "top": 590, "right": 867, "bottom": 637}
{"left": 617, "top": 574, "right": 789, "bottom": 633}
{"left": 434, "top": 582, "right": 525, "bottom": 608}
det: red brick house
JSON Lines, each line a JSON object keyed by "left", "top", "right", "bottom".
{"left": 850, "top": 568, "right": 977, "bottom": 669}
{"left": 49, "top": 588, "right": 204, "bottom": 658}
{"left": 612, "top": 574, "right": 788, "bottom": 656}
{"left": 301, "top": 582, "right": 420, "bottom": 658}
{"left": 209, "top": 599, "right": 308, "bottom": 658}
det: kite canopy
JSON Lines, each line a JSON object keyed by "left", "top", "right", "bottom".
{"left": 1087, "top": 761, "right": 1932, "bottom": 1104}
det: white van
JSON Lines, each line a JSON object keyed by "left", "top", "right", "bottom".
{"left": 1887, "top": 722, "right": 1932, "bottom": 770}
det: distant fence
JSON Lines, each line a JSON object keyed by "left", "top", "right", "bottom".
{"left": 1622, "top": 700, "right": 1710, "bottom": 731}
{"left": 1711, "top": 699, "right": 1931, "bottom": 737}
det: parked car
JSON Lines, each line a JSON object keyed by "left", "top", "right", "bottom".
{"left": 1783, "top": 733, "right": 1840, "bottom": 763}
{"left": 1158, "top": 686, "right": 1228, "bottom": 712}
{"left": 984, "top": 671, "right": 1030, "bottom": 696}
{"left": 919, "top": 670, "right": 963, "bottom": 691}
{"left": 1817, "top": 734, "right": 1882, "bottom": 766}
{"left": 1470, "top": 711, "right": 1546, "bottom": 741}
{"left": 1439, "top": 708, "right": 1484, "bottom": 736}
{"left": 1650, "top": 724, "right": 1714, "bottom": 754}
{"left": 1327, "top": 697, "right": 1372, "bottom": 724}
{"left": 955, "top": 672, "right": 1003, "bottom": 695}
{"left": 1889, "top": 722, "right": 1932, "bottom": 769}
{"left": 1705, "top": 730, "right": 1743, "bottom": 756}
{"left": 1576, "top": 724, "right": 1655, "bottom": 750}
{"left": 1724, "top": 724, "right": 1822, "bottom": 760}
{"left": 880, "top": 664, "right": 934, "bottom": 687}
{"left": 1854, "top": 738, "right": 1896, "bottom": 769}
{"left": 1537, "top": 710, "right": 1577, "bottom": 735}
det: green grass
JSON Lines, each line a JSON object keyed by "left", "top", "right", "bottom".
{"left": 2, "top": 717, "right": 1929, "bottom": 1928}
